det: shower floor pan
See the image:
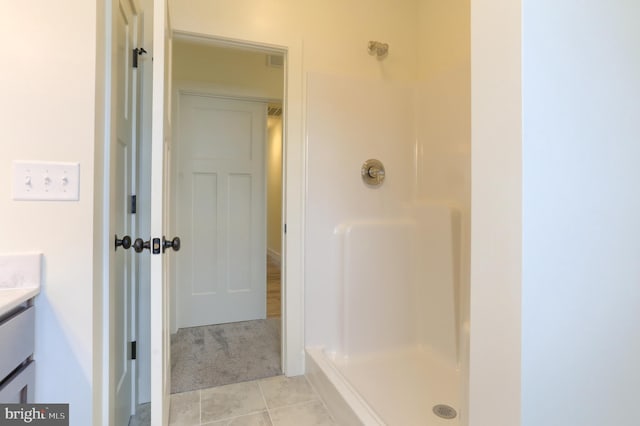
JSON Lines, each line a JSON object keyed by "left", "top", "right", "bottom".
{"left": 306, "top": 346, "right": 460, "bottom": 426}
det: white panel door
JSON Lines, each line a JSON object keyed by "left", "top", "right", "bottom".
{"left": 111, "top": 0, "right": 135, "bottom": 424}
{"left": 177, "top": 94, "right": 267, "bottom": 327}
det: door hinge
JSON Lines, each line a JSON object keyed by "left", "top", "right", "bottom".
{"left": 130, "top": 341, "right": 137, "bottom": 360}
{"left": 284, "top": 223, "right": 287, "bottom": 234}
{"left": 132, "top": 47, "right": 148, "bottom": 68}
{"left": 130, "top": 195, "right": 137, "bottom": 214}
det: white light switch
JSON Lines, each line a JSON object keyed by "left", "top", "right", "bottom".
{"left": 12, "top": 161, "right": 80, "bottom": 201}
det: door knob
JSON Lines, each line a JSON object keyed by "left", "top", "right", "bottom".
{"left": 133, "top": 238, "right": 151, "bottom": 253}
{"left": 162, "top": 236, "right": 181, "bottom": 252}
{"left": 115, "top": 234, "right": 132, "bottom": 251}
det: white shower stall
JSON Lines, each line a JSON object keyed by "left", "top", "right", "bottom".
{"left": 304, "top": 70, "right": 469, "bottom": 425}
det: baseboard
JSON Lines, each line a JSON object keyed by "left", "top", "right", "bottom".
{"left": 267, "top": 248, "right": 281, "bottom": 266}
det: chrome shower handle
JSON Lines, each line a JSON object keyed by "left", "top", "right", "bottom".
{"left": 367, "top": 165, "right": 385, "bottom": 179}
{"left": 361, "top": 159, "right": 385, "bottom": 186}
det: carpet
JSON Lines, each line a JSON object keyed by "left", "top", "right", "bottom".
{"left": 170, "top": 318, "right": 282, "bottom": 394}
{"left": 128, "top": 403, "right": 149, "bottom": 426}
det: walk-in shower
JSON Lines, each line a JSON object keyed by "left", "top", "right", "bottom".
{"left": 304, "top": 69, "right": 468, "bottom": 425}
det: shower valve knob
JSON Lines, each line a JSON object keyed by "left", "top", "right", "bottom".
{"left": 368, "top": 166, "right": 384, "bottom": 179}
{"left": 361, "top": 159, "right": 386, "bottom": 186}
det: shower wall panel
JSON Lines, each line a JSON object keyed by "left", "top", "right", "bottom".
{"left": 414, "top": 61, "right": 470, "bottom": 370}
{"left": 341, "top": 220, "right": 415, "bottom": 356}
{"left": 412, "top": 202, "right": 458, "bottom": 363}
{"left": 305, "top": 73, "right": 415, "bottom": 351}
{"left": 306, "top": 72, "right": 461, "bottom": 368}
{"left": 336, "top": 203, "right": 458, "bottom": 364}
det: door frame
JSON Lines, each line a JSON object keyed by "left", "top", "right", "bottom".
{"left": 168, "top": 31, "right": 305, "bottom": 376}
{"left": 99, "top": 6, "right": 305, "bottom": 423}
{"left": 171, "top": 87, "right": 281, "bottom": 333}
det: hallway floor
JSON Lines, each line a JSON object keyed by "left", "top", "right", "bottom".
{"left": 171, "top": 319, "right": 281, "bottom": 393}
{"left": 130, "top": 375, "right": 336, "bottom": 426}
{"left": 267, "top": 257, "right": 281, "bottom": 318}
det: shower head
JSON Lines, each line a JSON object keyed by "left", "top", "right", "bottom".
{"left": 368, "top": 41, "right": 389, "bottom": 58}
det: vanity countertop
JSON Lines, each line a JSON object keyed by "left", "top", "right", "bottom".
{"left": 0, "top": 287, "right": 40, "bottom": 317}
{"left": 0, "top": 253, "right": 42, "bottom": 317}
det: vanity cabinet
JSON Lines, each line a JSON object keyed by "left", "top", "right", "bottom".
{"left": 0, "top": 303, "right": 35, "bottom": 402}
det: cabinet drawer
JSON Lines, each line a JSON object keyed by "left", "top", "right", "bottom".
{"left": 0, "top": 306, "right": 35, "bottom": 381}
{"left": 0, "top": 361, "right": 35, "bottom": 403}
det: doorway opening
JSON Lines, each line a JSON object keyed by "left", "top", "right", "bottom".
{"left": 128, "top": 22, "right": 304, "bottom": 424}
{"left": 168, "top": 35, "right": 285, "bottom": 394}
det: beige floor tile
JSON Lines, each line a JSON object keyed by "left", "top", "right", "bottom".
{"left": 201, "top": 381, "right": 267, "bottom": 423}
{"left": 259, "top": 376, "right": 318, "bottom": 409}
{"left": 203, "top": 411, "right": 273, "bottom": 426}
{"left": 203, "top": 420, "right": 227, "bottom": 426}
{"left": 169, "top": 390, "right": 200, "bottom": 425}
{"left": 269, "top": 400, "right": 336, "bottom": 426}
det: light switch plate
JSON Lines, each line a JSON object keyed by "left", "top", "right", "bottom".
{"left": 12, "top": 161, "right": 80, "bottom": 201}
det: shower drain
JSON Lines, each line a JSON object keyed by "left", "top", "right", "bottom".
{"left": 433, "top": 404, "right": 457, "bottom": 420}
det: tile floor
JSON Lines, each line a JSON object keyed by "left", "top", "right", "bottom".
{"left": 168, "top": 375, "right": 336, "bottom": 426}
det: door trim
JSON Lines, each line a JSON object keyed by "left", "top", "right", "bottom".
{"left": 170, "top": 31, "right": 305, "bottom": 376}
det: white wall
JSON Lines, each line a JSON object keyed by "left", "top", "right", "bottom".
{"left": 0, "top": 2, "right": 99, "bottom": 425}
{"left": 522, "top": 2, "right": 640, "bottom": 425}
{"left": 173, "top": 40, "right": 283, "bottom": 100}
{"left": 469, "top": 1, "right": 522, "bottom": 426}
